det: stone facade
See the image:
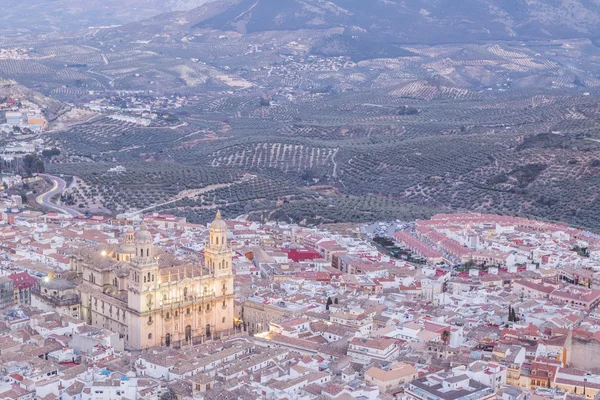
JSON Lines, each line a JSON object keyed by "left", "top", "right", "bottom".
{"left": 70, "top": 211, "right": 234, "bottom": 350}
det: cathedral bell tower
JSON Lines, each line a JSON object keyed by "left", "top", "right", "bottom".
{"left": 205, "top": 210, "right": 234, "bottom": 335}
{"left": 128, "top": 223, "right": 160, "bottom": 350}
{"left": 205, "top": 210, "right": 232, "bottom": 278}
{"left": 128, "top": 223, "right": 159, "bottom": 310}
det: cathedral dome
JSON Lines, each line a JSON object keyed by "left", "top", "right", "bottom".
{"left": 210, "top": 210, "right": 227, "bottom": 231}
{"left": 135, "top": 223, "right": 152, "bottom": 243}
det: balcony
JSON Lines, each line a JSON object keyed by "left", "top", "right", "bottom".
{"left": 32, "top": 287, "right": 80, "bottom": 307}
{"left": 161, "top": 293, "right": 216, "bottom": 307}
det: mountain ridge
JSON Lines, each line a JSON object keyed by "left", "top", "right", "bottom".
{"left": 189, "top": 0, "right": 600, "bottom": 45}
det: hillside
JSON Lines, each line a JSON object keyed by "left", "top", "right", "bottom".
{"left": 192, "top": 0, "right": 600, "bottom": 45}
{"left": 0, "top": 0, "right": 217, "bottom": 34}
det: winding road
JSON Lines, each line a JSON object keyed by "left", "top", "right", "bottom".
{"left": 36, "top": 174, "right": 83, "bottom": 217}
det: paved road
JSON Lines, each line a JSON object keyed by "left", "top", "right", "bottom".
{"left": 36, "top": 174, "right": 83, "bottom": 217}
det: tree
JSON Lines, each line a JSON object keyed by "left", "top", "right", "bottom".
{"left": 160, "top": 388, "right": 177, "bottom": 400}
{"left": 441, "top": 330, "right": 451, "bottom": 345}
{"left": 21, "top": 154, "right": 44, "bottom": 177}
{"left": 259, "top": 96, "right": 271, "bottom": 107}
{"left": 41, "top": 148, "right": 61, "bottom": 158}
{"left": 326, "top": 297, "right": 333, "bottom": 310}
{"left": 508, "top": 305, "right": 513, "bottom": 322}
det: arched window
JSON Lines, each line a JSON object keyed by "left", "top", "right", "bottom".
{"left": 165, "top": 333, "right": 171, "bottom": 347}
{"left": 185, "top": 325, "right": 192, "bottom": 343}
{"left": 183, "top": 287, "right": 188, "bottom": 298}
{"left": 143, "top": 276, "right": 146, "bottom": 283}
{"left": 222, "top": 317, "right": 226, "bottom": 324}
{"left": 147, "top": 248, "right": 150, "bottom": 257}
{"left": 216, "top": 237, "right": 219, "bottom": 245}
{"left": 206, "top": 304, "right": 210, "bottom": 311}
{"left": 206, "top": 324, "right": 211, "bottom": 339}
{"left": 148, "top": 333, "right": 152, "bottom": 340}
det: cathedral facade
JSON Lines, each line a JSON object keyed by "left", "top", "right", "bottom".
{"left": 70, "top": 211, "right": 234, "bottom": 350}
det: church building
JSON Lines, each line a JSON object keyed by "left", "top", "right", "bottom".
{"left": 67, "top": 211, "right": 234, "bottom": 350}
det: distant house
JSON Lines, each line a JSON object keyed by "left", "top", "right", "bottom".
{"left": 365, "top": 362, "right": 418, "bottom": 393}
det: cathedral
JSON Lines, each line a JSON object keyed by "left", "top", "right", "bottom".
{"left": 68, "top": 211, "right": 235, "bottom": 350}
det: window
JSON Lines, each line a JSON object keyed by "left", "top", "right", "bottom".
{"left": 206, "top": 304, "right": 210, "bottom": 311}
{"left": 222, "top": 317, "right": 226, "bottom": 324}
{"left": 166, "top": 312, "right": 170, "bottom": 319}
{"left": 148, "top": 333, "right": 152, "bottom": 340}
{"left": 198, "top": 305, "right": 202, "bottom": 312}
{"left": 148, "top": 316, "right": 152, "bottom": 324}
{"left": 187, "top": 308, "right": 190, "bottom": 315}
{"left": 222, "top": 283, "right": 226, "bottom": 291}
{"left": 175, "top": 310, "right": 179, "bottom": 317}
{"left": 184, "top": 287, "right": 188, "bottom": 297}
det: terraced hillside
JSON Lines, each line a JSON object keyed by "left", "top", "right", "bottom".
{"left": 7, "top": 3, "right": 600, "bottom": 228}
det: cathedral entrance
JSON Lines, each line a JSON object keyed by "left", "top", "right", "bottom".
{"left": 185, "top": 325, "right": 192, "bottom": 343}
{"left": 165, "top": 333, "right": 171, "bottom": 347}
{"left": 206, "top": 324, "right": 211, "bottom": 340}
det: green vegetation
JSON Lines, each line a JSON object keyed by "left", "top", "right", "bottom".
{"left": 248, "top": 196, "right": 437, "bottom": 226}
{"left": 509, "top": 163, "right": 546, "bottom": 188}
{"left": 572, "top": 246, "right": 589, "bottom": 257}
{"left": 374, "top": 235, "right": 395, "bottom": 247}
{"left": 41, "top": 148, "right": 61, "bottom": 158}
{"left": 21, "top": 154, "right": 45, "bottom": 177}
{"left": 508, "top": 305, "right": 520, "bottom": 322}
{"left": 47, "top": 162, "right": 243, "bottom": 213}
